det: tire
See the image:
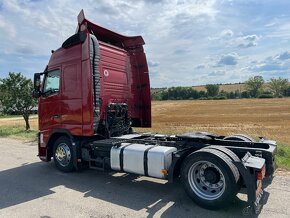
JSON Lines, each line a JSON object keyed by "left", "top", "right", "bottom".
{"left": 224, "top": 134, "right": 255, "bottom": 142}
{"left": 202, "top": 146, "right": 240, "bottom": 162}
{"left": 53, "top": 136, "right": 75, "bottom": 172}
{"left": 181, "top": 149, "right": 239, "bottom": 210}
{"left": 202, "top": 146, "right": 243, "bottom": 191}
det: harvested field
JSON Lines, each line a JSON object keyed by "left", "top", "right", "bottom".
{"left": 136, "top": 98, "right": 290, "bottom": 145}
{"left": 0, "top": 99, "right": 289, "bottom": 144}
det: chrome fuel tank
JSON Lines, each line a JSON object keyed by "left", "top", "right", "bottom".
{"left": 110, "top": 143, "right": 177, "bottom": 179}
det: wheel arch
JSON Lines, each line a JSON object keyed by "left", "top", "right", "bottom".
{"left": 169, "top": 146, "right": 242, "bottom": 182}
{"left": 46, "top": 129, "right": 74, "bottom": 160}
{"left": 168, "top": 147, "right": 199, "bottom": 183}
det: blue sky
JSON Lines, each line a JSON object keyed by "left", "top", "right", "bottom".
{"left": 0, "top": 0, "right": 290, "bottom": 87}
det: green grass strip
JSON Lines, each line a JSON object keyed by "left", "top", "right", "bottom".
{"left": 276, "top": 143, "right": 290, "bottom": 170}
{"left": 0, "top": 126, "right": 37, "bottom": 140}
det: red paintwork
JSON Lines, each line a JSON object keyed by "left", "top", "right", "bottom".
{"left": 38, "top": 10, "right": 151, "bottom": 158}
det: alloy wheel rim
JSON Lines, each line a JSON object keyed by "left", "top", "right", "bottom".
{"left": 188, "top": 160, "right": 226, "bottom": 200}
{"left": 55, "top": 143, "right": 71, "bottom": 167}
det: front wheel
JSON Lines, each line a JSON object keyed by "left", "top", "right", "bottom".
{"left": 181, "top": 148, "right": 239, "bottom": 210}
{"left": 53, "top": 136, "right": 75, "bottom": 172}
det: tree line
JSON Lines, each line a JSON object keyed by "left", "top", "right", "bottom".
{"left": 151, "top": 76, "right": 290, "bottom": 100}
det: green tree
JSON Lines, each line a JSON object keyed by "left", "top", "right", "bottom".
{"left": 0, "top": 72, "right": 37, "bottom": 130}
{"left": 245, "top": 76, "right": 264, "bottom": 98}
{"left": 285, "top": 86, "right": 290, "bottom": 96}
{"left": 205, "top": 84, "right": 220, "bottom": 97}
{"left": 151, "top": 92, "right": 162, "bottom": 100}
{"left": 268, "top": 77, "right": 289, "bottom": 97}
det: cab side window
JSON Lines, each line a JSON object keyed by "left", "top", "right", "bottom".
{"left": 43, "top": 69, "right": 60, "bottom": 96}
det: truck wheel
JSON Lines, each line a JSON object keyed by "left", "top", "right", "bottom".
{"left": 181, "top": 149, "right": 239, "bottom": 210}
{"left": 53, "top": 136, "right": 75, "bottom": 172}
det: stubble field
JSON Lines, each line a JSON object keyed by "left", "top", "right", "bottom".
{"left": 136, "top": 98, "right": 290, "bottom": 145}
{"left": 0, "top": 98, "right": 289, "bottom": 145}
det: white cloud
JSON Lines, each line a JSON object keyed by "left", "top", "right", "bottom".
{"left": 208, "top": 29, "right": 233, "bottom": 41}
{"left": 267, "top": 21, "right": 290, "bottom": 39}
{"left": 220, "top": 29, "right": 234, "bottom": 37}
{"left": 0, "top": 15, "right": 16, "bottom": 38}
{"left": 250, "top": 63, "right": 286, "bottom": 72}
{"left": 208, "top": 30, "right": 259, "bottom": 50}
{"left": 0, "top": 0, "right": 290, "bottom": 86}
{"left": 148, "top": 60, "right": 159, "bottom": 68}
{"left": 247, "top": 51, "right": 290, "bottom": 76}
{"left": 275, "top": 51, "right": 290, "bottom": 60}
{"left": 195, "top": 64, "right": 206, "bottom": 69}
{"left": 236, "top": 35, "right": 259, "bottom": 48}
{"left": 216, "top": 53, "right": 239, "bottom": 66}
{"left": 208, "top": 70, "right": 226, "bottom": 77}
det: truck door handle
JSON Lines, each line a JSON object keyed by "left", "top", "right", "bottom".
{"left": 52, "top": 114, "right": 61, "bottom": 119}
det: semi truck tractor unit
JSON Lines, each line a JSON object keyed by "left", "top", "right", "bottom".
{"left": 33, "top": 10, "right": 276, "bottom": 213}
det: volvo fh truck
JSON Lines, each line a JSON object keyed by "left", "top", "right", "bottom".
{"left": 33, "top": 10, "right": 276, "bottom": 213}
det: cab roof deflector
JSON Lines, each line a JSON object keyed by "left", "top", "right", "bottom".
{"left": 76, "top": 9, "right": 145, "bottom": 48}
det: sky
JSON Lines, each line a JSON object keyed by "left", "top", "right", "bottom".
{"left": 1, "top": 0, "right": 290, "bottom": 87}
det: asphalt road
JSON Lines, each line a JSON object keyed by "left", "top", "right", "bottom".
{"left": 0, "top": 138, "right": 290, "bottom": 218}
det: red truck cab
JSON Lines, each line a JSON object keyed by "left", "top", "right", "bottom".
{"left": 34, "top": 10, "right": 151, "bottom": 160}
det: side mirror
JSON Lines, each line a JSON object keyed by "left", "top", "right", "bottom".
{"left": 33, "top": 73, "right": 42, "bottom": 98}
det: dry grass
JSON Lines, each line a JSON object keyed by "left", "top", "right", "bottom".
{"left": 136, "top": 98, "right": 290, "bottom": 145}
{"left": 0, "top": 116, "right": 38, "bottom": 140}
{"left": 0, "top": 116, "right": 38, "bottom": 129}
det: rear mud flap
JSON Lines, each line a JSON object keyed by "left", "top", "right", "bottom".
{"left": 234, "top": 152, "right": 267, "bottom": 214}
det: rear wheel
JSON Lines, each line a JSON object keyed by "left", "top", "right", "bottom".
{"left": 53, "top": 136, "right": 75, "bottom": 172}
{"left": 181, "top": 149, "right": 239, "bottom": 210}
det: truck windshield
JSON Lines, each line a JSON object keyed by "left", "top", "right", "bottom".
{"left": 43, "top": 69, "right": 60, "bottom": 96}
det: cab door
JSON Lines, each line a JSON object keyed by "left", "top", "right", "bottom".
{"left": 60, "top": 63, "right": 83, "bottom": 135}
{"left": 39, "top": 69, "right": 62, "bottom": 132}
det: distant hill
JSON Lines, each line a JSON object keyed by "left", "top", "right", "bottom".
{"left": 151, "top": 83, "right": 246, "bottom": 94}
{"left": 192, "top": 83, "right": 246, "bottom": 92}
{"left": 151, "top": 82, "right": 290, "bottom": 94}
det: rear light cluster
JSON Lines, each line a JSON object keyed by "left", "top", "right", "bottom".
{"left": 256, "top": 164, "right": 266, "bottom": 180}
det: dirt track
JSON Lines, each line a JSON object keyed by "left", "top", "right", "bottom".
{"left": 0, "top": 138, "right": 290, "bottom": 218}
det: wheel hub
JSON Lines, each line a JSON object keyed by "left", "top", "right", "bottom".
{"left": 55, "top": 143, "right": 71, "bottom": 167}
{"left": 204, "top": 167, "right": 220, "bottom": 184}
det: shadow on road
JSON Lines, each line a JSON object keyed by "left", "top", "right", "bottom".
{"left": 0, "top": 162, "right": 252, "bottom": 217}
